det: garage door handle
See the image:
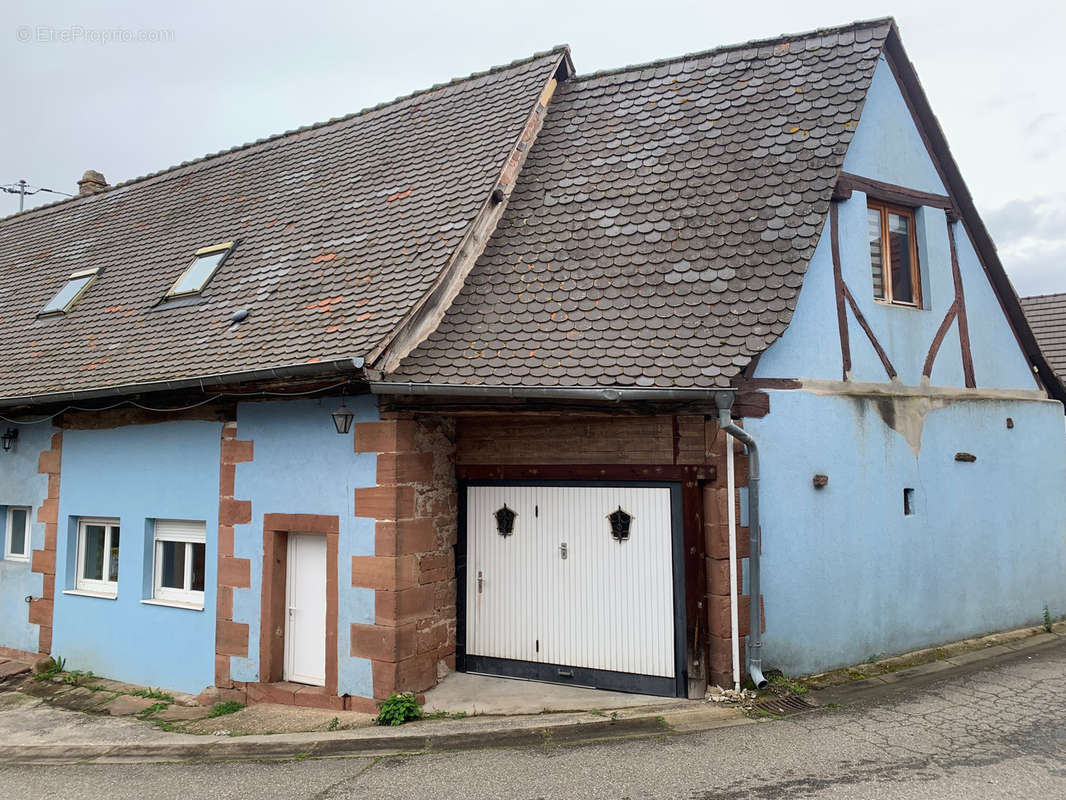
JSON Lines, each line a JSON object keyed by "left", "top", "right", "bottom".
{"left": 560, "top": 543, "right": 567, "bottom": 560}
{"left": 477, "top": 571, "right": 483, "bottom": 594}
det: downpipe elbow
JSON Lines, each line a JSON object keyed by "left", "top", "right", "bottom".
{"left": 748, "top": 660, "right": 768, "bottom": 690}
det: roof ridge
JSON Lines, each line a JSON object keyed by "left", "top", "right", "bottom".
{"left": 568, "top": 16, "right": 894, "bottom": 84}
{"left": 0, "top": 45, "right": 570, "bottom": 228}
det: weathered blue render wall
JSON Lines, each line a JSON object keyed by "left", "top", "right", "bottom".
{"left": 745, "top": 392, "right": 1066, "bottom": 675}
{"left": 51, "top": 420, "right": 221, "bottom": 693}
{"left": 229, "top": 395, "right": 379, "bottom": 698}
{"left": 0, "top": 424, "right": 53, "bottom": 653}
{"left": 744, "top": 55, "right": 1066, "bottom": 675}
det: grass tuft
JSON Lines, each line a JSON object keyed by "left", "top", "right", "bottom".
{"left": 207, "top": 700, "right": 245, "bottom": 717}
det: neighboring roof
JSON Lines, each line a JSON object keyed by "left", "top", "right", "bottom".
{"left": 0, "top": 48, "right": 567, "bottom": 403}
{"left": 392, "top": 20, "right": 892, "bottom": 387}
{"left": 1022, "top": 293, "right": 1066, "bottom": 382}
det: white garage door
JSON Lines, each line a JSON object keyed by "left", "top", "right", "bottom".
{"left": 465, "top": 484, "right": 678, "bottom": 689}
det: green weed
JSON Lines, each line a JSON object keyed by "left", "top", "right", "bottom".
{"left": 375, "top": 692, "right": 422, "bottom": 726}
{"left": 33, "top": 656, "right": 66, "bottom": 681}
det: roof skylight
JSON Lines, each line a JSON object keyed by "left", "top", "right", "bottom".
{"left": 40, "top": 268, "right": 99, "bottom": 315}
{"left": 167, "top": 241, "right": 234, "bottom": 297}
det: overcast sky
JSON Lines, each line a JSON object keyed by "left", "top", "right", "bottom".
{"left": 4, "top": 0, "right": 1064, "bottom": 296}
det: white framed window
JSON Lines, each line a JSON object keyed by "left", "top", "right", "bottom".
{"left": 4, "top": 506, "right": 31, "bottom": 561}
{"left": 153, "top": 519, "right": 206, "bottom": 607}
{"left": 76, "top": 518, "right": 120, "bottom": 595}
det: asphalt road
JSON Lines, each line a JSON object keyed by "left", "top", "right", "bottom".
{"left": 3, "top": 642, "right": 1065, "bottom": 799}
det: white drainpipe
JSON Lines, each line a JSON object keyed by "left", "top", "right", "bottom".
{"left": 726, "top": 430, "right": 741, "bottom": 692}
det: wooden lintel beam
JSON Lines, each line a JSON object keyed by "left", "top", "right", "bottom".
{"left": 835, "top": 172, "right": 958, "bottom": 216}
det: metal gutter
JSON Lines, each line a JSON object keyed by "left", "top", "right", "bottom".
{"left": 0, "top": 358, "right": 366, "bottom": 409}
{"left": 714, "top": 390, "right": 768, "bottom": 689}
{"left": 369, "top": 381, "right": 732, "bottom": 403}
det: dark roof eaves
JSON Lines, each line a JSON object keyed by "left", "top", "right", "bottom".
{"left": 0, "top": 45, "right": 571, "bottom": 229}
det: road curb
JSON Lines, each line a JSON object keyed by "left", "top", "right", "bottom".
{"left": 0, "top": 706, "right": 750, "bottom": 765}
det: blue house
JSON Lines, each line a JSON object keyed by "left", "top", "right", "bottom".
{"left": 0, "top": 17, "right": 1062, "bottom": 706}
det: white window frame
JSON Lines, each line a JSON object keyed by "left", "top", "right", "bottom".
{"left": 76, "top": 517, "right": 120, "bottom": 596}
{"left": 4, "top": 506, "right": 31, "bottom": 561}
{"left": 152, "top": 519, "right": 206, "bottom": 608}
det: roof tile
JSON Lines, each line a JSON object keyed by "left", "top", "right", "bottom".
{"left": 392, "top": 21, "right": 891, "bottom": 387}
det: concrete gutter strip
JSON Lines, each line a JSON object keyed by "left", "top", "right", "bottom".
{"left": 811, "top": 631, "right": 1065, "bottom": 706}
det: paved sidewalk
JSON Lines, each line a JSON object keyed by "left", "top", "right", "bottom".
{"left": 1, "top": 625, "right": 1063, "bottom": 765}
{"left": 3, "top": 635, "right": 1066, "bottom": 799}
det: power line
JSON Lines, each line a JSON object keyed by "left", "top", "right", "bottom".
{"left": 1, "top": 179, "right": 73, "bottom": 212}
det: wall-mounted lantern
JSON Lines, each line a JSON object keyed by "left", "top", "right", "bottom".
{"left": 331, "top": 391, "right": 354, "bottom": 435}
{"left": 1, "top": 428, "right": 18, "bottom": 452}
{"left": 331, "top": 406, "right": 354, "bottom": 434}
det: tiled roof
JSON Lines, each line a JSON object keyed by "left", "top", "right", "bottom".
{"left": 1022, "top": 293, "right": 1066, "bottom": 383}
{"left": 391, "top": 20, "right": 892, "bottom": 387}
{"left": 0, "top": 48, "right": 566, "bottom": 402}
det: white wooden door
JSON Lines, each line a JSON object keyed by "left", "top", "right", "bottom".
{"left": 466, "top": 485, "right": 676, "bottom": 680}
{"left": 284, "top": 533, "right": 327, "bottom": 686}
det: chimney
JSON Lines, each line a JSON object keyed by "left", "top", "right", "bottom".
{"left": 77, "top": 170, "right": 109, "bottom": 196}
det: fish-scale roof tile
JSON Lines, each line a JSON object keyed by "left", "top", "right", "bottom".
{"left": 393, "top": 20, "right": 891, "bottom": 388}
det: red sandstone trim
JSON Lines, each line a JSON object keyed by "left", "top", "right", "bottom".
{"left": 702, "top": 423, "right": 762, "bottom": 689}
{"left": 351, "top": 415, "right": 457, "bottom": 701}
{"left": 259, "top": 513, "right": 340, "bottom": 698}
{"left": 29, "top": 433, "right": 62, "bottom": 655}
{"left": 214, "top": 421, "right": 252, "bottom": 686}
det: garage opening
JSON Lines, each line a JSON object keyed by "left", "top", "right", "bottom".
{"left": 458, "top": 481, "right": 686, "bottom": 697}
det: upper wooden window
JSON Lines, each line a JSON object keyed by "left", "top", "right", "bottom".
{"left": 867, "top": 201, "right": 921, "bottom": 308}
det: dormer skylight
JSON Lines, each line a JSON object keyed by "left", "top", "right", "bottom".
{"left": 40, "top": 268, "right": 99, "bottom": 315}
{"left": 166, "top": 242, "right": 234, "bottom": 298}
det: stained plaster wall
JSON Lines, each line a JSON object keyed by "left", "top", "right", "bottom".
{"left": 0, "top": 424, "right": 54, "bottom": 653}
{"left": 229, "top": 395, "right": 379, "bottom": 698}
{"left": 745, "top": 391, "right": 1066, "bottom": 675}
{"left": 51, "top": 420, "right": 222, "bottom": 693}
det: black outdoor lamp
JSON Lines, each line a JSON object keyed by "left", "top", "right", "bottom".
{"left": 1, "top": 428, "right": 18, "bottom": 452}
{"left": 331, "top": 396, "right": 354, "bottom": 435}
